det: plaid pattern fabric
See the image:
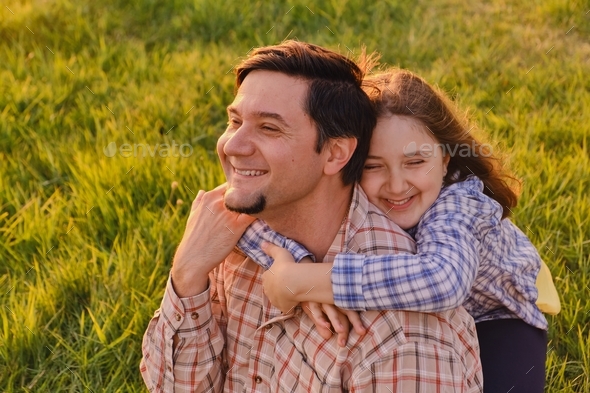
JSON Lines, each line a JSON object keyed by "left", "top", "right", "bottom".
{"left": 238, "top": 177, "right": 547, "bottom": 330}
{"left": 330, "top": 177, "right": 548, "bottom": 330}
{"left": 237, "top": 220, "right": 316, "bottom": 268}
{"left": 140, "top": 185, "right": 483, "bottom": 392}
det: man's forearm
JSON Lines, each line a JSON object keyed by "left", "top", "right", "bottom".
{"left": 171, "top": 264, "right": 209, "bottom": 298}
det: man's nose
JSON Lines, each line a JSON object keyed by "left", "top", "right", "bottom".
{"left": 222, "top": 125, "right": 255, "bottom": 157}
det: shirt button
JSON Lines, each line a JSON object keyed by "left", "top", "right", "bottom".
{"left": 166, "top": 364, "right": 172, "bottom": 372}
{"left": 265, "top": 324, "right": 273, "bottom": 330}
{"left": 191, "top": 312, "right": 199, "bottom": 320}
{"left": 174, "top": 313, "right": 181, "bottom": 321}
{"left": 254, "top": 376, "right": 263, "bottom": 384}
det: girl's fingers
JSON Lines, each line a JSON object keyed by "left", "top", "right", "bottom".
{"left": 321, "top": 304, "right": 350, "bottom": 347}
{"left": 303, "top": 302, "right": 330, "bottom": 327}
{"left": 345, "top": 310, "right": 366, "bottom": 336}
{"left": 261, "top": 242, "right": 296, "bottom": 263}
{"left": 302, "top": 302, "right": 333, "bottom": 340}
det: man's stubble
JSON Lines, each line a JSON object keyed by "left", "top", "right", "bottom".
{"left": 225, "top": 194, "right": 267, "bottom": 215}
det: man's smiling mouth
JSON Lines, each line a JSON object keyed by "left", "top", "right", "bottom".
{"left": 235, "top": 169, "right": 267, "bottom": 177}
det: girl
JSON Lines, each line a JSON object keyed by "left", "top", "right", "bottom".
{"left": 240, "top": 69, "right": 549, "bottom": 393}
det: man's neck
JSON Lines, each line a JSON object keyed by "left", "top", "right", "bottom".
{"left": 262, "top": 183, "right": 354, "bottom": 261}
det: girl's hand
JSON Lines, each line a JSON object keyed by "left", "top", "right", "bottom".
{"left": 260, "top": 242, "right": 366, "bottom": 346}
{"left": 261, "top": 242, "right": 302, "bottom": 313}
{"left": 302, "top": 302, "right": 366, "bottom": 347}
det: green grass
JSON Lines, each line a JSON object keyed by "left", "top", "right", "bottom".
{"left": 1, "top": 0, "right": 589, "bottom": 391}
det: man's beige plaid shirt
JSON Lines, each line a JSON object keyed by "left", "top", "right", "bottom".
{"left": 140, "top": 185, "right": 483, "bottom": 392}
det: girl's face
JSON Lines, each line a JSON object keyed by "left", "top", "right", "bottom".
{"left": 360, "top": 115, "right": 450, "bottom": 230}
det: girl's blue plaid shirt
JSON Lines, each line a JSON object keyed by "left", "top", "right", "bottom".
{"left": 238, "top": 176, "right": 547, "bottom": 330}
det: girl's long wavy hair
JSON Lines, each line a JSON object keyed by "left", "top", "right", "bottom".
{"left": 364, "top": 69, "right": 519, "bottom": 218}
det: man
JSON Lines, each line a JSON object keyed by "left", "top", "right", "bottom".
{"left": 140, "top": 40, "right": 483, "bottom": 392}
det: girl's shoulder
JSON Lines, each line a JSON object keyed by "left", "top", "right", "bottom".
{"left": 421, "top": 175, "right": 503, "bottom": 228}
{"left": 438, "top": 175, "right": 494, "bottom": 205}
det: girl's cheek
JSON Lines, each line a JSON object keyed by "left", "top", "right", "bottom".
{"left": 361, "top": 177, "right": 379, "bottom": 194}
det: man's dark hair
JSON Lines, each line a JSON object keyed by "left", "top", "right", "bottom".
{"left": 235, "top": 40, "right": 377, "bottom": 185}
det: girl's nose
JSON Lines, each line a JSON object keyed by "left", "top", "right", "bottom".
{"left": 385, "top": 170, "right": 409, "bottom": 195}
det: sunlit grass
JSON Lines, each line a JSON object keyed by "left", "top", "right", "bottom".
{"left": 1, "top": 0, "right": 589, "bottom": 391}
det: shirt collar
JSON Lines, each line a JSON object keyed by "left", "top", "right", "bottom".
{"left": 323, "top": 184, "right": 370, "bottom": 262}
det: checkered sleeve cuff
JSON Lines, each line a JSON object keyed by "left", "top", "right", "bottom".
{"left": 161, "top": 276, "right": 214, "bottom": 338}
{"left": 332, "top": 253, "right": 367, "bottom": 311}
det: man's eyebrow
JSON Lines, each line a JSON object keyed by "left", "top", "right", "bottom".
{"left": 226, "top": 106, "right": 291, "bottom": 128}
{"left": 256, "top": 111, "right": 291, "bottom": 128}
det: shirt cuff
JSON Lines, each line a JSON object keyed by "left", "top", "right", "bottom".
{"left": 238, "top": 230, "right": 315, "bottom": 269}
{"left": 332, "top": 253, "right": 367, "bottom": 311}
{"left": 284, "top": 238, "right": 315, "bottom": 263}
{"left": 160, "top": 275, "right": 214, "bottom": 338}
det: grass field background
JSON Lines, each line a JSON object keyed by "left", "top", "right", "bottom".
{"left": 1, "top": 0, "right": 589, "bottom": 391}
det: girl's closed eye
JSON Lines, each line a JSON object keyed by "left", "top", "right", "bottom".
{"left": 406, "top": 159, "right": 425, "bottom": 166}
{"left": 364, "top": 163, "right": 382, "bottom": 170}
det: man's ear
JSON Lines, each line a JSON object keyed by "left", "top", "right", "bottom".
{"left": 323, "top": 138, "right": 358, "bottom": 176}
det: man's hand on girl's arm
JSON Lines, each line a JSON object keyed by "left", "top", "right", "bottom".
{"left": 260, "top": 242, "right": 366, "bottom": 347}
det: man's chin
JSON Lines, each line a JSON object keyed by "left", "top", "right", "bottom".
{"left": 224, "top": 193, "right": 267, "bottom": 215}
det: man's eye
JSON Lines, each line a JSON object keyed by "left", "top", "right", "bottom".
{"left": 227, "top": 119, "right": 241, "bottom": 127}
{"left": 261, "top": 125, "right": 278, "bottom": 132}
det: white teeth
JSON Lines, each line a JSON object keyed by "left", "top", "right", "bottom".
{"left": 387, "top": 197, "right": 411, "bottom": 205}
{"left": 236, "top": 169, "right": 265, "bottom": 176}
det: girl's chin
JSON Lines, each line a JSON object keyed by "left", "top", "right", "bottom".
{"left": 384, "top": 211, "right": 420, "bottom": 231}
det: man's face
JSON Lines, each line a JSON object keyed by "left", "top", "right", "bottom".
{"left": 217, "top": 70, "right": 326, "bottom": 217}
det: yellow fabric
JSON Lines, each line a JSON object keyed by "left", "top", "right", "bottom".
{"left": 535, "top": 260, "right": 561, "bottom": 315}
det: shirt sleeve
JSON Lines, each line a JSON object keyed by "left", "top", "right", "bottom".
{"left": 238, "top": 219, "right": 315, "bottom": 269}
{"left": 140, "top": 275, "right": 226, "bottom": 393}
{"left": 332, "top": 178, "right": 502, "bottom": 312}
